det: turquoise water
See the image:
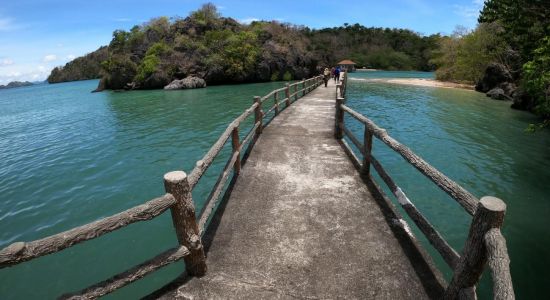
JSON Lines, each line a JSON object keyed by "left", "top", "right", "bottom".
{"left": 1, "top": 73, "right": 549, "bottom": 299}
{"left": 345, "top": 71, "right": 550, "bottom": 299}
{"left": 0, "top": 80, "right": 287, "bottom": 299}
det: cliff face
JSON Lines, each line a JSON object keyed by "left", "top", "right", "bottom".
{"left": 47, "top": 46, "right": 108, "bottom": 84}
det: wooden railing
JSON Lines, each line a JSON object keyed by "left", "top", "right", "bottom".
{"left": 334, "top": 74, "right": 514, "bottom": 300}
{"left": 0, "top": 75, "right": 324, "bottom": 299}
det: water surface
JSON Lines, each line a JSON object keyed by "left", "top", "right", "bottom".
{"left": 346, "top": 71, "right": 550, "bottom": 299}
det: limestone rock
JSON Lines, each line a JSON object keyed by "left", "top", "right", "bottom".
{"left": 486, "top": 88, "right": 512, "bottom": 101}
{"left": 475, "top": 63, "right": 513, "bottom": 93}
{"left": 164, "top": 76, "right": 207, "bottom": 90}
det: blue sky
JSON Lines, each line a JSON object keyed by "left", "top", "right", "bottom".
{"left": 0, "top": 0, "right": 485, "bottom": 84}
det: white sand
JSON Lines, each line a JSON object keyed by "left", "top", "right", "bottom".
{"left": 350, "top": 77, "right": 474, "bottom": 90}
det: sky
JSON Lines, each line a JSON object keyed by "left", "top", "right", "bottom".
{"left": 0, "top": 0, "right": 485, "bottom": 84}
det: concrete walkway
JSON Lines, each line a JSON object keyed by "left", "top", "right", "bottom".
{"left": 154, "top": 79, "right": 444, "bottom": 299}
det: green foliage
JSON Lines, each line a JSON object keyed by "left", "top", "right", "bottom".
{"left": 270, "top": 71, "right": 279, "bottom": 81}
{"left": 432, "top": 23, "right": 508, "bottom": 83}
{"left": 283, "top": 71, "right": 292, "bottom": 81}
{"left": 479, "top": 0, "right": 550, "bottom": 59}
{"left": 135, "top": 55, "right": 160, "bottom": 82}
{"left": 47, "top": 46, "right": 108, "bottom": 83}
{"left": 522, "top": 37, "right": 550, "bottom": 118}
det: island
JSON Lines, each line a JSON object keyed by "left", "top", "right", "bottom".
{"left": 0, "top": 81, "right": 34, "bottom": 89}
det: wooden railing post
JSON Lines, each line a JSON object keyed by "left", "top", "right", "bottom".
{"left": 231, "top": 127, "right": 241, "bottom": 175}
{"left": 274, "top": 91, "right": 279, "bottom": 115}
{"left": 285, "top": 83, "right": 291, "bottom": 106}
{"left": 335, "top": 94, "right": 344, "bottom": 139}
{"left": 254, "top": 96, "right": 263, "bottom": 135}
{"left": 163, "top": 171, "right": 207, "bottom": 276}
{"left": 361, "top": 126, "right": 373, "bottom": 176}
{"left": 302, "top": 79, "right": 306, "bottom": 97}
{"left": 294, "top": 84, "right": 298, "bottom": 101}
{"left": 444, "top": 196, "right": 507, "bottom": 300}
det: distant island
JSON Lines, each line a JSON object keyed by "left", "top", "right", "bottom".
{"left": 0, "top": 81, "right": 34, "bottom": 89}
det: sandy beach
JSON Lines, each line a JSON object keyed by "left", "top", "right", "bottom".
{"left": 350, "top": 77, "right": 474, "bottom": 90}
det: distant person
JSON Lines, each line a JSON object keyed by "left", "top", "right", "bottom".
{"left": 323, "top": 68, "right": 330, "bottom": 87}
{"left": 331, "top": 67, "right": 336, "bottom": 81}
{"left": 334, "top": 67, "right": 341, "bottom": 83}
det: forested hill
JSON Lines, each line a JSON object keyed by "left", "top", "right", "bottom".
{"left": 47, "top": 3, "right": 439, "bottom": 90}
{"left": 47, "top": 46, "right": 108, "bottom": 83}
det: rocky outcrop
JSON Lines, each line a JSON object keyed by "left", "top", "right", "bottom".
{"left": 486, "top": 88, "right": 512, "bottom": 101}
{"left": 476, "top": 63, "right": 518, "bottom": 102}
{"left": 164, "top": 76, "right": 207, "bottom": 90}
{"left": 475, "top": 63, "right": 513, "bottom": 93}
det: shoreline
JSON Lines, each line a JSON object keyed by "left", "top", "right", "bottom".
{"left": 350, "top": 77, "right": 475, "bottom": 90}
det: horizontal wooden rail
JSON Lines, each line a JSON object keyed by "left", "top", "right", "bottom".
{"left": 0, "top": 194, "right": 176, "bottom": 268}
{"left": 368, "top": 154, "right": 461, "bottom": 269}
{"left": 336, "top": 74, "right": 512, "bottom": 299}
{"left": 340, "top": 104, "right": 478, "bottom": 215}
{"left": 198, "top": 150, "right": 240, "bottom": 233}
{"left": 341, "top": 126, "right": 461, "bottom": 269}
{"left": 60, "top": 246, "right": 190, "bottom": 299}
{"left": 485, "top": 228, "right": 514, "bottom": 300}
{"left": 188, "top": 103, "right": 258, "bottom": 188}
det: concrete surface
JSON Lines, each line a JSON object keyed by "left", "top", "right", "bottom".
{"left": 151, "top": 79, "right": 445, "bottom": 299}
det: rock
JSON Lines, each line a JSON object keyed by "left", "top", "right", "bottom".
{"left": 141, "top": 71, "right": 171, "bottom": 89}
{"left": 164, "top": 76, "right": 206, "bottom": 90}
{"left": 511, "top": 87, "right": 535, "bottom": 111}
{"left": 475, "top": 63, "right": 513, "bottom": 93}
{"left": 92, "top": 78, "right": 106, "bottom": 93}
{"left": 498, "top": 82, "right": 516, "bottom": 96}
{"left": 486, "top": 88, "right": 512, "bottom": 101}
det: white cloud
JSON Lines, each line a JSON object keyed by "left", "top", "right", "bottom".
{"left": 216, "top": 5, "right": 226, "bottom": 10}
{"left": 453, "top": 0, "right": 485, "bottom": 26}
{"left": 0, "top": 65, "right": 52, "bottom": 84}
{"left": 66, "top": 54, "right": 76, "bottom": 60}
{"left": 43, "top": 54, "right": 57, "bottom": 62}
{"left": 239, "top": 17, "right": 260, "bottom": 24}
{"left": 0, "top": 58, "right": 14, "bottom": 66}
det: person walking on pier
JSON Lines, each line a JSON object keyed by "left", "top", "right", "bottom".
{"left": 334, "top": 67, "right": 341, "bottom": 83}
{"left": 323, "top": 67, "right": 330, "bottom": 87}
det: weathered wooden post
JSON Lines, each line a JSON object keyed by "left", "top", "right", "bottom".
{"left": 231, "top": 127, "right": 241, "bottom": 175}
{"left": 444, "top": 196, "right": 508, "bottom": 300}
{"left": 361, "top": 126, "right": 373, "bottom": 176}
{"left": 285, "top": 83, "right": 291, "bottom": 106}
{"left": 254, "top": 96, "right": 263, "bottom": 135}
{"left": 335, "top": 89, "right": 344, "bottom": 140}
{"left": 163, "top": 171, "right": 207, "bottom": 276}
{"left": 302, "top": 79, "right": 306, "bottom": 97}
{"left": 274, "top": 91, "right": 279, "bottom": 115}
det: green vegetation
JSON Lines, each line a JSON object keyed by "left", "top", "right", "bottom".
{"left": 433, "top": 0, "right": 549, "bottom": 125}
{"left": 432, "top": 24, "right": 508, "bottom": 83}
{"left": 50, "top": 3, "right": 439, "bottom": 90}
{"left": 47, "top": 47, "right": 108, "bottom": 83}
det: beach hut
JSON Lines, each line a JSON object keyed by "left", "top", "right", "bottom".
{"left": 337, "top": 59, "right": 357, "bottom": 72}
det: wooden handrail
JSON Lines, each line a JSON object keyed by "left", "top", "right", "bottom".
{"left": 335, "top": 73, "right": 513, "bottom": 299}
{"left": 187, "top": 102, "right": 258, "bottom": 188}
{"left": 485, "top": 228, "right": 515, "bottom": 300}
{"left": 60, "top": 246, "right": 190, "bottom": 299}
{"left": 0, "top": 194, "right": 176, "bottom": 268}
{"left": 340, "top": 104, "right": 478, "bottom": 215}
{"left": 0, "top": 74, "right": 324, "bottom": 298}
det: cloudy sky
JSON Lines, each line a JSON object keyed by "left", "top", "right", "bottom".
{"left": 0, "top": 0, "right": 485, "bottom": 84}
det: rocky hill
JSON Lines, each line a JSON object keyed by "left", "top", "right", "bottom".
{"left": 48, "top": 3, "right": 440, "bottom": 91}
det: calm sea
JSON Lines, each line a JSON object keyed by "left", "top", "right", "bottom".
{"left": 1, "top": 73, "right": 549, "bottom": 298}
